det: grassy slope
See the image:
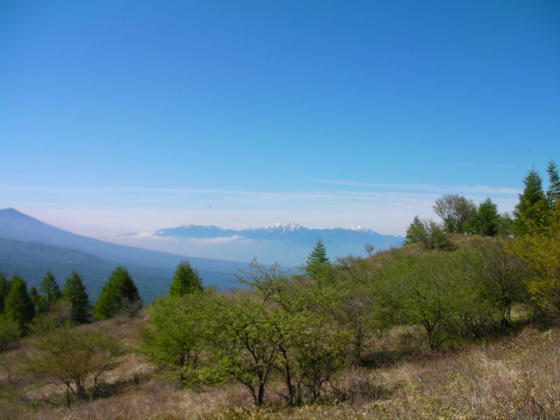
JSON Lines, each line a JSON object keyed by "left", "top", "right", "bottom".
{"left": 2, "top": 235, "right": 558, "bottom": 419}
{"left": 2, "top": 313, "right": 559, "bottom": 420}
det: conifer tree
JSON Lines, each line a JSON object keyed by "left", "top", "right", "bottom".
{"left": 305, "top": 240, "right": 330, "bottom": 280}
{"left": 95, "top": 267, "right": 141, "bottom": 320}
{"left": 405, "top": 216, "right": 427, "bottom": 244}
{"left": 0, "top": 274, "right": 10, "bottom": 314}
{"left": 513, "top": 169, "right": 547, "bottom": 236}
{"left": 4, "top": 276, "right": 35, "bottom": 330}
{"left": 169, "top": 261, "right": 203, "bottom": 297}
{"left": 471, "top": 198, "right": 500, "bottom": 236}
{"left": 547, "top": 160, "right": 560, "bottom": 207}
{"left": 63, "top": 271, "right": 90, "bottom": 324}
{"left": 28, "top": 287, "right": 46, "bottom": 316}
{"left": 39, "top": 272, "right": 61, "bottom": 311}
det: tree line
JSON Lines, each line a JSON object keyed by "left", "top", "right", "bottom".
{"left": 404, "top": 161, "right": 559, "bottom": 249}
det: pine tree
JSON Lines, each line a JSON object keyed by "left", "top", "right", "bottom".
{"left": 405, "top": 216, "right": 427, "bottom": 244}
{"left": 472, "top": 198, "right": 500, "bottom": 236}
{"left": 39, "top": 272, "right": 61, "bottom": 311}
{"left": 63, "top": 271, "right": 90, "bottom": 324}
{"left": 0, "top": 273, "right": 10, "bottom": 314}
{"left": 95, "top": 267, "right": 141, "bottom": 320}
{"left": 28, "top": 286, "right": 47, "bottom": 315}
{"left": 305, "top": 240, "right": 330, "bottom": 280}
{"left": 169, "top": 261, "right": 203, "bottom": 297}
{"left": 513, "top": 170, "right": 547, "bottom": 236}
{"left": 547, "top": 160, "right": 560, "bottom": 208}
{"left": 4, "top": 276, "right": 35, "bottom": 330}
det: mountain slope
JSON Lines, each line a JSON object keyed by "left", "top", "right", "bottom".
{"left": 0, "top": 209, "right": 245, "bottom": 301}
{"left": 0, "top": 208, "right": 244, "bottom": 272}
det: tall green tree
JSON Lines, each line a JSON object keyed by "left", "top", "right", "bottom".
{"left": 305, "top": 240, "right": 330, "bottom": 280}
{"left": 39, "top": 272, "right": 61, "bottom": 311}
{"left": 405, "top": 216, "right": 427, "bottom": 245}
{"left": 169, "top": 261, "right": 203, "bottom": 297}
{"left": 513, "top": 169, "right": 547, "bottom": 236}
{"left": 470, "top": 198, "right": 500, "bottom": 236}
{"left": 140, "top": 290, "right": 221, "bottom": 384}
{"left": 4, "top": 276, "right": 35, "bottom": 331}
{"left": 0, "top": 273, "right": 10, "bottom": 314}
{"left": 546, "top": 160, "right": 560, "bottom": 207}
{"left": 95, "top": 267, "right": 142, "bottom": 320}
{"left": 28, "top": 286, "right": 46, "bottom": 315}
{"left": 63, "top": 271, "right": 90, "bottom": 324}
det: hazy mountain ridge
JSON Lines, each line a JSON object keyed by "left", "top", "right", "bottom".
{"left": 0, "top": 208, "right": 245, "bottom": 301}
{"left": 156, "top": 222, "right": 403, "bottom": 243}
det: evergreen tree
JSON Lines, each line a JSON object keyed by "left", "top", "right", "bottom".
{"left": 169, "top": 261, "right": 203, "bottom": 297}
{"left": 497, "top": 212, "right": 513, "bottom": 237}
{"left": 405, "top": 216, "right": 427, "bottom": 245}
{"left": 513, "top": 169, "right": 547, "bottom": 236}
{"left": 471, "top": 198, "right": 500, "bottom": 236}
{"left": 63, "top": 271, "right": 90, "bottom": 324}
{"left": 28, "top": 286, "right": 47, "bottom": 316}
{"left": 305, "top": 240, "right": 330, "bottom": 280}
{"left": 4, "top": 276, "right": 35, "bottom": 330}
{"left": 39, "top": 272, "right": 61, "bottom": 311}
{"left": 95, "top": 267, "right": 142, "bottom": 320}
{"left": 0, "top": 273, "right": 10, "bottom": 314}
{"left": 546, "top": 160, "right": 560, "bottom": 207}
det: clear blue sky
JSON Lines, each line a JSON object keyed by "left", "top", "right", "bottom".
{"left": 1, "top": 1, "right": 559, "bottom": 235}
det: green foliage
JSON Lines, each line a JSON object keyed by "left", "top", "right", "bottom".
{"left": 405, "top": 216, "right": 427, "bottom": 245}
{"left": 0, "top": 273, "right": 10, "bottom": 314}
{"left": 509, "top": 202, "right": 560, "bottom": 310}
{"left": 28, "top": 286, "right": 46, "bottom": 316}
{"left": 63, "top": 271, "right": 90, "bottom": 324}
{"left": 140, "top": 290, "right": 220, "bottom": 384}
{"left": 169, "top": 261, "right": 203, "bottom": 297}
{"left": 24, "top": 325, "right": 124, "bottom": 406}
{"left": 4, "top": 276, "right": 35, "bottom": 331}
{"left": 210, "top": 294, "right": 282, "bottom": 406}
{"left": 95, "top": 266, "right": 142, "bottom": 320}
{"left": 305, "top": 240, "right": 331, "bottom": 282}
{"left": 513, "top": 169, "right": 548, "bottom": 236}
{"left": 0, "top": 315, "right": 21, "bottom": 351}
{"left": 405, "top": 217, "right": 450, "bottom": 250}
{"left": 546, "top": 160, "right": 560, "bottom": 207}
{"left": 473, "top": 239, "right": 529, "bottom": 326}
{"left": 433, "top": 194, "right": 476, "bottom": 234}
{"left": 39, "top": 272, "right": 61, "bottom": 311}
{"left": 469, "top": 198, "right": 501, "bottom": 236}
{"left": 497, "top": 212, "right": 513, "bottom": 236}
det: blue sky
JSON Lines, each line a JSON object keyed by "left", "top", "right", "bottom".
{"left": 1, "top": 1, "right": 559, "bottom": 236}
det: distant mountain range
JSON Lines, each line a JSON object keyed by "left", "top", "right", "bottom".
{"left": 0, "top": 208, "right": 404, "bottom": 302}
{"left": 141, "top": 222, "right": 404, "bottom": 265}
{"left": 0, "top": 208, "right": 246, "bottom": 302}
{"left": 156, "top": 222, "right": 403, "bottom": 247}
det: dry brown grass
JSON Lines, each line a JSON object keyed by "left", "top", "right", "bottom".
{"left": 2, "top": 314, "right": 560, "bottom": 419}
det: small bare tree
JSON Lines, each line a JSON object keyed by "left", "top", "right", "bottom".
{"left": 24, "top": 326, "right": 123, "bottom": 406}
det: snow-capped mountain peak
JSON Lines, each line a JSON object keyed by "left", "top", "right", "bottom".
{"left": 273, "top": 222, "right": 303, "bottom": 232}
{"left": 349, "top": 225, "right": 371, "bottom": 232}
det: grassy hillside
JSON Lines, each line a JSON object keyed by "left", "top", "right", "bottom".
{"left": 1, "top": 314, "right": 558, "bottom": 419}
{"left": 1, "top": 231, "right": 558, "bottom": 419}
